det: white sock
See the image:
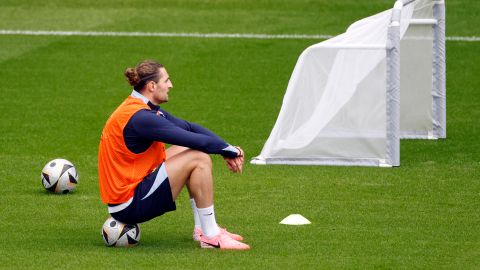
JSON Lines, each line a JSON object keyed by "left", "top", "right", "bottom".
{"left": 197, "top": 205, "right": 220, "bottom": 238}
{"left": 190, "top": 198, "right": 201, "bottom": 229}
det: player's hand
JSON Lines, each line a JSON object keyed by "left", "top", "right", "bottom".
{"left": 224, "top": 157, "right": 240, "bottom": 173}
{"left": 223, "top": 146, "right": 244, "bottom": 173}
{"left": 234, "top": 146, "right": 244, "bottom": 173}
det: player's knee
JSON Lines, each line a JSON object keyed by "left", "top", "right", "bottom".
{"left": 192, "top": 150, "right": 212, "bottom": 168}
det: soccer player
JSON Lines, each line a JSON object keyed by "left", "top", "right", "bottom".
{"left": 98, "top": 60, "right": 250, "bottom": 250}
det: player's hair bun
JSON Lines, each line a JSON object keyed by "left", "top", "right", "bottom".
{"left": 124, "top": 67, "right": 141, "bottom": 86}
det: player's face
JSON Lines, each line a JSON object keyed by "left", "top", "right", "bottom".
{"left": 153, "top": 68, "right": 173, "bottom": 104}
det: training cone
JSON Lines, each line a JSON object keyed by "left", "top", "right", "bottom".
{"left": 279, "top": 214, "right": 311, "bottom": 225}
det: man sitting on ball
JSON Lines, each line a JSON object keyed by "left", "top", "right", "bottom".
{"left": 98, "top": 60, "right": 249, "bottom": 250}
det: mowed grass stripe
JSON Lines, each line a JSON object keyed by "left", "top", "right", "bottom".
{"left": 1, "top": 29, "right": 480, "bottom": 42}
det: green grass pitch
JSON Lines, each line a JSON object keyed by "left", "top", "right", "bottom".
{"left": 0, "top": 0, "right": 479, "bottom": 269}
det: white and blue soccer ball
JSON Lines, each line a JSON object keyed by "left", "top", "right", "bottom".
{"left": 102, "top": 217, "right": 141, "bottom": 247}
{"left": 41, "top": 158, "right": 79, "bottom": 194}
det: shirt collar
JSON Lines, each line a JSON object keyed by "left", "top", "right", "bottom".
{"left": 130, "top": 90, "right": 160, "bottom": 111}
{"left": 130, "top": 90, "right": 149, "bottom": 104}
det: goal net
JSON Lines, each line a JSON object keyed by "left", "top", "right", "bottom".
{"left": 252, "top": 0, "right": 446, "bottom": 167}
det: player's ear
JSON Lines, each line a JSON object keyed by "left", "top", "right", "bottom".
{"left": 148, "top": 81, "right": 156, "bottom": 91}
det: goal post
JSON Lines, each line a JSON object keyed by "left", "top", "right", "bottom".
{"left": 433, "top": 0, "right": 446, "bottom": 139}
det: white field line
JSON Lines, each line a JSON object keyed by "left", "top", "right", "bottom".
{"left": 0, "top": 29, "right": 479, "bottom": 42}
{"left": 0, "top": 30, "right": 333, "bottom": 40}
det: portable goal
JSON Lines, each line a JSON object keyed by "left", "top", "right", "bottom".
{"left": 252, "top": 0, "right": 446, "bottom": 167}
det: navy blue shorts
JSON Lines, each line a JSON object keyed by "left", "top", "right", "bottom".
{"left": 109, "top": 163, "right": 176, "bottom": 224}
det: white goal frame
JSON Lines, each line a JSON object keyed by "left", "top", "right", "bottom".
{"left": 252, "top": 0, "right": 446, "bottom": 167}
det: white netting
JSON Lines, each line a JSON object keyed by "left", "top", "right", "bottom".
{"left": 254, "top": 1, "right": 430, "bottom": 166}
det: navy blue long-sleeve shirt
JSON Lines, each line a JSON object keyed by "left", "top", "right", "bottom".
{"left": 123, "top": 91, "right": 239, "bottom": 158}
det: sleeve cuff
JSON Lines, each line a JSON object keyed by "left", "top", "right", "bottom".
{"left": 221, "top": 144, "right": 239, "bottom": 157}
